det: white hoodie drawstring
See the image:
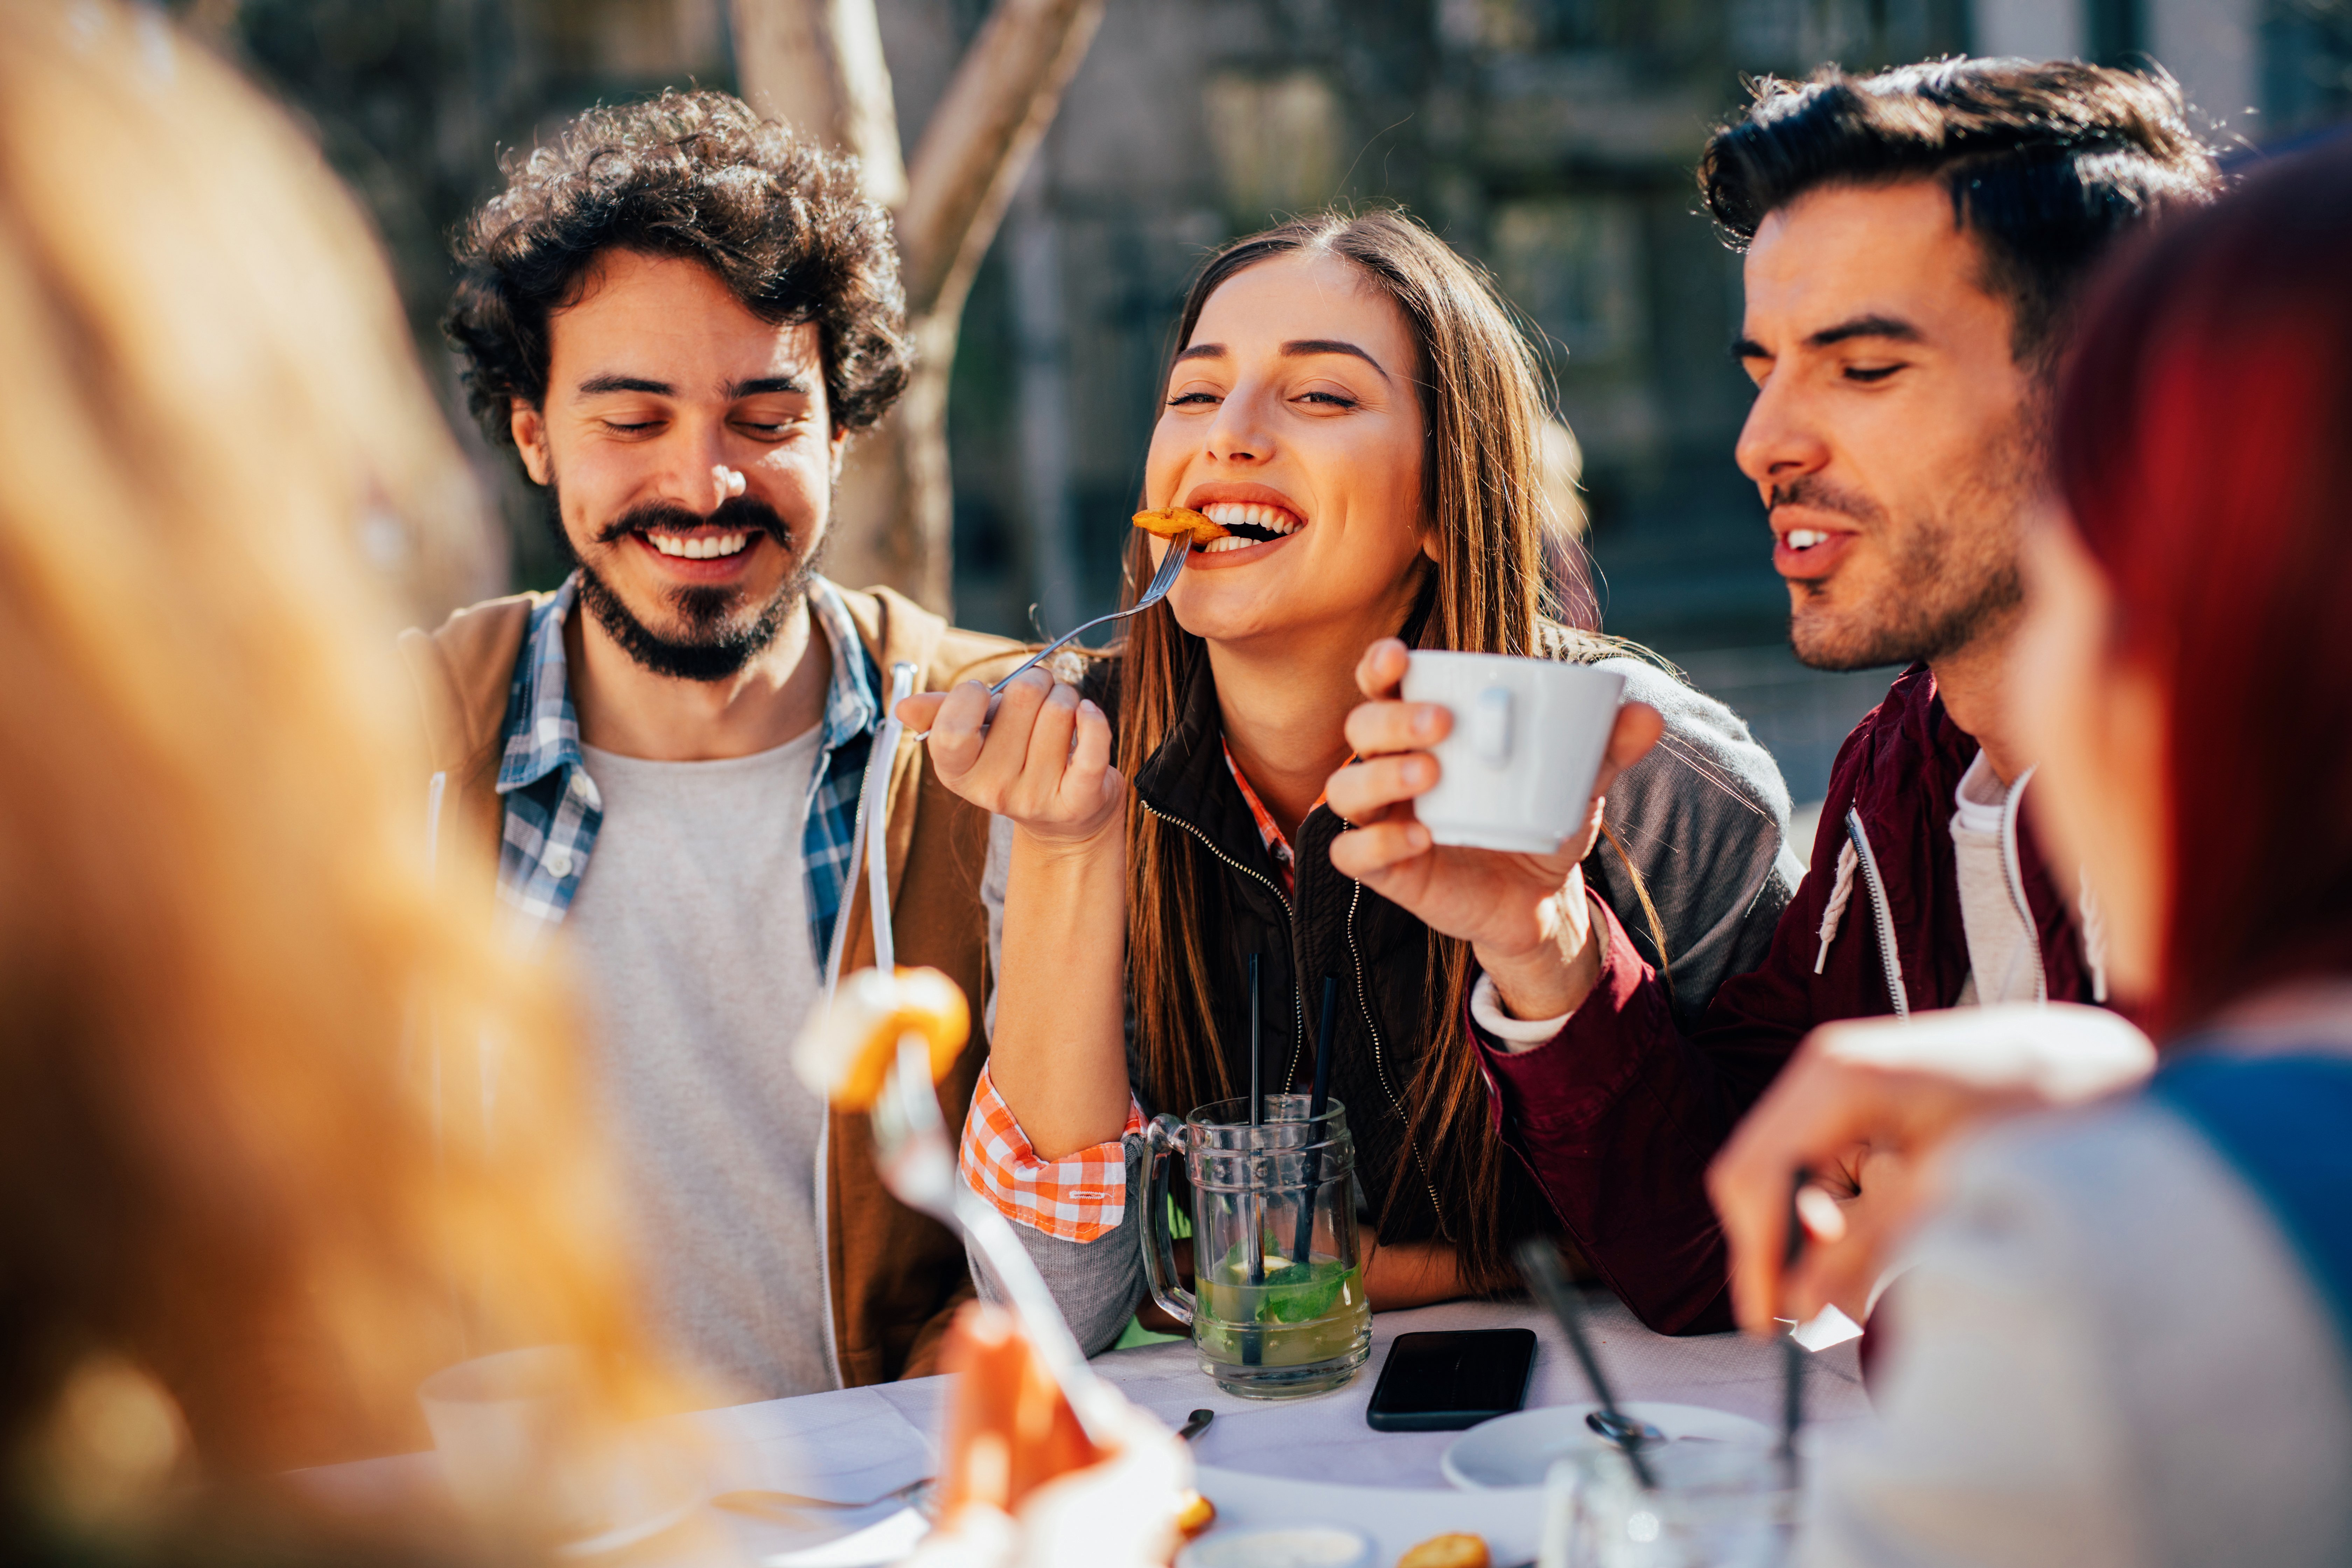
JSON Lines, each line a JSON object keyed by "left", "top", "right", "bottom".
{"left": 1815, "top": 838, "right": 1860, "bottom": 974}
{"left": 2078, "top": 867, "right": 2111, "bottom": 1004}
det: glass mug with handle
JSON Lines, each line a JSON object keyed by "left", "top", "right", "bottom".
{"left": 1141, "top": 1093, "right": 1372, "bottom": 1397}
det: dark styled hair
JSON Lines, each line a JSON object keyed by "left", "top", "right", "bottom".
{"left": 2056, "top": 136, "right": 2352, "bottom": 1035}
{"left": 445, "top": 90, "right": 909, "bottom": 447}
{"left": 1700, "top": 58, "right": 2220, "bottom": 367}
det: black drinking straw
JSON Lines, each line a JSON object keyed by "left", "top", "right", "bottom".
{"left": 1782, "top": 1168, "right": 1810, "bottom": 1472}
{"left": 1242, "top": 954, "right": 1265, "bottom": 1366}
{"left": 1291, "top": 976, "right": 1340, "bottom": 1265}
{"left": 1516, "top": 1237, "right": 1656, "bottom": 1489}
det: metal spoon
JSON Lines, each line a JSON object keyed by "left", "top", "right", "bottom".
{"left": 1584, "top": 1410, "right": 1667, "bottom": 1447}
{"left": 1177, "top": 1408, "right": 1214, "bottom": 1443}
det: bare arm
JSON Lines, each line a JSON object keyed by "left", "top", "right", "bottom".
{"left": 900, "top": 671, "right": 1131, "bottom": 1157}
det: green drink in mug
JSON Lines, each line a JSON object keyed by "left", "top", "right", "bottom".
{"left": 1142, "top": 1094, "right": 1372, "bottom": 1397}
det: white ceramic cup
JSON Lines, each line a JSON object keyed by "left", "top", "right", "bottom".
{"left": 1400, "top": 652, "right": 1626, "bottom": 854}
{"left": 418, "top": 1345, "right": 611, "bottom": 1539}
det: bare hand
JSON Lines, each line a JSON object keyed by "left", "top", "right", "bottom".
{"left": 897, "top": 670, "right": 1122, "bottom": 850}
{"left": 1707, "top": 1004, "right": 2156, "bottom": 1334}
{"left": 1324, "top": 637, "right": 1664, "bottom": 1020}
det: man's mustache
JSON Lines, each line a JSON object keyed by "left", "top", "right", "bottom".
{"left": 592, "top": 495, "right": 795, "bottom": 550}
{"left": 1767, "top": 477, "right": 1881, "bottom": 524}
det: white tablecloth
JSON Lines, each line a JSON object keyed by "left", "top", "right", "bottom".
{"left": 308, "top": 1293, "right": 1869, "bottom": 1566}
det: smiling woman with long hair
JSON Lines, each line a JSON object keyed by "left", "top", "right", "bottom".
{"left": 904, "top": 209, "right": 1804, "bottom": 1341}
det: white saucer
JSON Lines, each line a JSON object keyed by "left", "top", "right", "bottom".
{"left": 1439, "top": 1402, "right": 1773, "bottom": 1491}
{"left": 1179, "top": 1526, "right": 1374, "bottom": 1568}
{"left": 553, "top": 1438, "right": 705, "bottom": 1559}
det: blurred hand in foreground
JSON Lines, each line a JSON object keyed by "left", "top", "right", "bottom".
{"left": 1708, "top": 1003, "right": 2156, "bottom": 1333}
{"left": 908, "top": 1304, "right": 1190, "bottom": 1568}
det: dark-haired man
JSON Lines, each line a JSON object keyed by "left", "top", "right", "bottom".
{"left": 403, "top": 91, "right": 1018, "bottom": 1398}
{"left": 1438, "top": 59, "right": 2220, "bottom": 1331}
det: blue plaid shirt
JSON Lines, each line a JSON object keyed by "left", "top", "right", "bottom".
{"left": 492, "top": 573, "right": 880, "bottom": 965}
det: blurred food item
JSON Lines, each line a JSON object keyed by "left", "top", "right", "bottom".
{"left": 913, "top": 1304, "right": 1192, "bottom": 1568}
{"left": 1397, "top": 1532, "right": 1489, "bottom": 1568}
{"left": 1133, "top": 506, "right": 1231, "bottom": 545}
{"left": 1175, "top": 1489, "right": 1216, "bottom": 1539}
{"left": 794, "top": 966, "right": 971, "bottom": 1110}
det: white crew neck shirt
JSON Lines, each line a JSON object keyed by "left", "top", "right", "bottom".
{"left": 566, "top": 727, "right": 835, "bottom": 1401}
{"left": 1950, "top": 752, "right": 2042, "bottom": 1007}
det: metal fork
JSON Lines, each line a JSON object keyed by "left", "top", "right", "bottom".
{"left": 988, "top": 535, "right": 1191, "bottom": 696}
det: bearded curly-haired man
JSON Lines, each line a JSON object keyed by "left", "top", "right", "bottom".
{"left": 408, "top": 91, "right": 1020, "bottom": 1398}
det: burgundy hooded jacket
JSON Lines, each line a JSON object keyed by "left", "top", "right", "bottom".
{"left": 1477, "top": 663, "right": 2105, "bottom": 1334}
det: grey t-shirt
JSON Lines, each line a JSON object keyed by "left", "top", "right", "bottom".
{"left": 567, "top": 730, "right": 835, "bottom": 1401}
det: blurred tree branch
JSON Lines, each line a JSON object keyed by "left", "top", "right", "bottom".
{"left": 730, "top": 0, "right": 1105, "bottom": 611}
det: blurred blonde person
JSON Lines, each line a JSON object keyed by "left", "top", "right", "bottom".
{"left": 0, "top": 1, "right": 657, "bottom": 1556}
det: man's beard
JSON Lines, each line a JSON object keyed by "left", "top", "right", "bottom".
{"left": 1780, "top": 414, "right": 2035, "bottom": 672}
{"left": 547, "top": 486, "right": 822, "bottom": 682}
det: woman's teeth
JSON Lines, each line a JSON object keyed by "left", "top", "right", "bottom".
{"left": 1200, "top": 502, "right": 1303, "bottom": 543}
{"left": 649, "top": 531, "right": 751, "bottom": 560}
{"left": 1784, "top": 529, "right": 1830, "bottom": 551}
{"left": 1200, "top": 536, "right": 1256, "bottom": 554}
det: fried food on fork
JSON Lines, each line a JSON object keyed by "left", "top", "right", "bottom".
{"left": 793, "top": 966, "right": 970, "bottom": 1111}
{"left": 1131, "top": 506, "right": 1229, "bottom": 546}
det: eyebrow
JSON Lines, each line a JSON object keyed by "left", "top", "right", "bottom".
{"left": 577, "top": 373, "right": 672, "bottom": 396}
{"left": 575, "top": 373, "right": 811, "bottom": 400}
{"left": 1282, "top": 339, "right": 1390, "bottom": 378}
{"left": 728, "top": 375, "right": 810, "bottom": 398}
{"left": 1734, "top": 314, "right": 1927, "bottom": 362}
{"left": 1170, "top": 340, "right": 1391, "bottom": 377}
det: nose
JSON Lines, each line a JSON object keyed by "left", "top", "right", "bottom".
{"left": 1733, "top": 370, "right": 1831, "bottom": 498}
{"left": 642, "top": 419, "right": 738, "bottom": 514}
{"left": 1204, "top": 383, "right": 1275, "bottom": 466}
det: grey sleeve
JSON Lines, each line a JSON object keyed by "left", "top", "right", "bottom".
{"left": 965, "top": 1133, "right": 1151, "bottom": 1358}
{"left": 982, "top": 813, "right": 1014, "bottom": 1040}
{"left": 1804, "top": 1102, "right": 2352, "bottom": 1568}
{"left": 1586, "top": 658, "right": 1805, "bottom": 1030}
{"left": 971, "top": 814, "right": 1149, "bottom": 1356}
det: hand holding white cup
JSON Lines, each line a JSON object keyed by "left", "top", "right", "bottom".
{"left": 1326, "top": 639, "right": 1662, "bottom": 1021}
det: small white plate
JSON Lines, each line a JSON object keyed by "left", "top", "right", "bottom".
{"left": 1178, "top": 1525, "right": 1375, "bottom": 1568}
{"left": 1440, "top": 1402, "right": 1772, "bottom": 1491}
{"left": 554, "top": 1439, "right": 705, "bottom": 1559}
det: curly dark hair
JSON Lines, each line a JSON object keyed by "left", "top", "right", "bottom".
{"left": 1699, "top": 59, "right": 2220, "bottom": 368}
{"left": 445, "top": 90, "right": 909, "bottom": 448}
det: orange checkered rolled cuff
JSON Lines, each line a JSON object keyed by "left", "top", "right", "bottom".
{"left": 958, "top": 1062, "right": 1144, "bottom": 1243}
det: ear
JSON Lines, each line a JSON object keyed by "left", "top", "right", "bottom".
{"left": 830, "top": 425, "right": 850, "bottom": 484}
{"left": 511, "top": 401, "right": 552, "bottom": 486}
{"left": 1420, "top": 527, "right": 1442, "bottom": 565}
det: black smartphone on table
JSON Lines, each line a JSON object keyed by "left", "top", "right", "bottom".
{"left": 1364, "top": 1328, "right": 1538, "bottom": 1432}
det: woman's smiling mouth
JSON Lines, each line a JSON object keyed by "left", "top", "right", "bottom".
{"left": 1197, "top": 500, "right": 1303, "bottom": 553}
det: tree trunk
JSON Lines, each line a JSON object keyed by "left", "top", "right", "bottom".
{"left": 730, "top": 0, "right": 1105, "bottom": 612}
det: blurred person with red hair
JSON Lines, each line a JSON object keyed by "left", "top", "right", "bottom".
{"left": 0, "top": 2, "right": 664, "bottom": 1560}
{"left": 1713, "top": 135, "right": 2352, "bottom": 1567}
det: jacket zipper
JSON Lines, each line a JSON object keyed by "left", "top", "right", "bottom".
{"left": 1844, "top": 807, "right": 1911, "bottom": 1018}
{"left": 1136, "top": 798, "right": 1309, "bottom": 1084}
{"left": 1346, "top": 880, "right": 1443, "bottom": 1224}
{"left": 1996, "top": 766, "right": 2049, "bottom": 1004}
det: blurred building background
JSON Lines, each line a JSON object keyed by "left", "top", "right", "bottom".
{"left": 199, "top": 0, "right": 2346, "bottom": 813}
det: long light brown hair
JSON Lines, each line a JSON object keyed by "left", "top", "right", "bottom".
{"left": 0, "top": 0, "right": 651, "bottom": 1507}
{"left": 1117, "top": 209, "right": 1619, "bottom": 1290}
